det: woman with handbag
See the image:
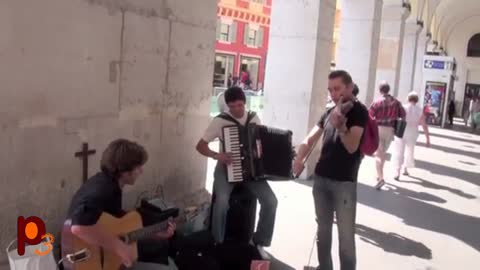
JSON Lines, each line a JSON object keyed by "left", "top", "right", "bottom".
{"left": 392, "top": 91, "right": 431, "bottom": 180}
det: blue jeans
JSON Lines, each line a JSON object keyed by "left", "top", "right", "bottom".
{"left": 312, "top": 175, "right": 357, "bottom": 270}
{"left": 211, "top": 162, "right": 278, "bottom": 246}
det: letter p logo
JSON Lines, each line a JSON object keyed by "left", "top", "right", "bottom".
{"left": 17, "top": 216, "right": 46, "bottom": 256}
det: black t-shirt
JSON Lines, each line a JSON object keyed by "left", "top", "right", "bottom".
{"left": 314, "top": 100, "right": 368, "bottom": 182}
{"left": 66, "top": 171, "right": 124, "bottom": 225}
{"left": 66, "top": 171, "right": 170, "bottom": 264}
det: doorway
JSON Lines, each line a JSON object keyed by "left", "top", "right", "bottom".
{"left": 463, "top": 83, "right": 480, "bottom": 119}
{"left": 239, "top": 56, "right": 260, "bottom": 90}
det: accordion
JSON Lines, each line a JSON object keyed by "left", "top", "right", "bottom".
{"left": 222, "top": 123, "right": 294, "bottom": 182}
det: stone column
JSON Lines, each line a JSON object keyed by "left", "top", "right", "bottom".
{"left": 375, "top": 2, "right": 410, "bottom": 98}
{"left": 263, "top": 0, "right": 337, "bottom": 177}
{"left": 413, "top": 31, "right": 429, "bottom": 94}
{"left": 398, "top": 20, "right": 423, "bottom": 102}
{"left": 336, "top": 0, "right": 383, "bottom": 106}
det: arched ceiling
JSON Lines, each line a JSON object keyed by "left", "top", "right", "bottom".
{"left": 410, "top": 0, "right": 480, "bottom": 48}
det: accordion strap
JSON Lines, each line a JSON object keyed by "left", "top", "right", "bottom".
{"left": 216, "top": 111, "right": 257, "bottom": 126}
{"left": 246, "top": 111, "right": 257, "bottom": 125}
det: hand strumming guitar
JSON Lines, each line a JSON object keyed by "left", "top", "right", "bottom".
{"left": 112, "top": 238, "right": 136, "bottom": 268}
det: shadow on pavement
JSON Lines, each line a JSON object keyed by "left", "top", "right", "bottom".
{"left": 355, "top": 224, "right": 432, "bottom": 260}
{"left": 415, "top": 159, "right": 480, "bottom": 187}
{"left": 417, "top": 142, "right": 480, "bottom": 159}
{"left": 357, "top": 183, "right": 480, "bottom": 253}
{"left": 384, "top": 183, "right": 447, "bottom": 204}
{"left": 421, "top": 130, "right": 480, "bottom": 145}
{"left": 398, "top": 175, "right": 476, "bottom": 200}
{"left": 293, "top": 180, "right": 480, "bottom": 252}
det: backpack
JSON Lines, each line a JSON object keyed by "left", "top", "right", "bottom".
{"left": 360, "top": 107, "right": 379, "bottom": 156}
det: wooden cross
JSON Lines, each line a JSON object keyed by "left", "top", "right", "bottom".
{"left": 75, "top": 143, "right": 96, "bottom": 183}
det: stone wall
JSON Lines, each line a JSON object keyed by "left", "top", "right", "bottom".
{"left": 0, "top": 0, "right": 217, "bottom": 266}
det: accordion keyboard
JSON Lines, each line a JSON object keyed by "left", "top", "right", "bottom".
{"left": 223, "top": 126, "right": 244, "bottom": 182}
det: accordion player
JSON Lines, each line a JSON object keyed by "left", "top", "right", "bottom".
{"left": 222, "top": 123, "right": 294, "bottom": 182}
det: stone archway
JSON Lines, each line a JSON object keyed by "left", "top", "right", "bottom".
{"left": 467, "top": 33, "right": 480, "bottom": 57}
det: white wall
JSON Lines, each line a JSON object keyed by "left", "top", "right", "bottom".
{"left": 466, "top": 66, "right": 480, "bottom": 85}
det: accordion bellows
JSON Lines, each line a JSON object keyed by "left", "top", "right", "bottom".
{"left": 223, "top": 124, "right": 294, "bottom": 182}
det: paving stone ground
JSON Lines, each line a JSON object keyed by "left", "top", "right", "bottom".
{"left": 205, "top": 122, "right": 480, "bottom": 270}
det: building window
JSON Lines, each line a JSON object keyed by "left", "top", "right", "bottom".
{"left": 240, "top": 56, "right": 260, "bottom": 90}
{"left": 247, "top": 28, "right": 257, "bottom": 46}
{"left": 216, "top": 19, "right": 237, "bottom": 43}
{"left": 250, "top": 0, "right": 266, "bottom": 4}
{"left": 467, "top": 33, "right": 480, "bottom": 57}
{"left": 220, "top": 24, "right": 230, "bottom": 42}
{"left": 244, "top": 25, "right": 264, "bottom": 48}
{"left": 213, "top": 54, "right": 235, "bottom": 88}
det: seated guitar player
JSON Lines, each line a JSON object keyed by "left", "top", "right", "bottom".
{"left": 65, "top": 138, "right": 178, "bottom": 270}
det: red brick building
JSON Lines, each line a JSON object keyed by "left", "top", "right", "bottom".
{"left": 213, "top": 0, "right": 272, "bottom": 91}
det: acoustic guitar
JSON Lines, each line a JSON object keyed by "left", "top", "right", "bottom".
{"left": 61, "top": 210, "right": 183, "bottom": 270}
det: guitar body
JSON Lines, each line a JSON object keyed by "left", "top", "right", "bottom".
{"left": 61, "top": 211, "right": 142, "bottom": 270}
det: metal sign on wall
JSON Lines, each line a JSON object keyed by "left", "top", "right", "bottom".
{"left": 424, "top": 60, "right": 446, "bottom": 70}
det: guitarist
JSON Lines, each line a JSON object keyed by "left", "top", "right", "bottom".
{"left": 65, "top": 139, "right": 176, "bottom": 269}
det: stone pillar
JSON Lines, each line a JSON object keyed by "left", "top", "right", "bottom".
{"left": 263, "top": 0, "right": 337, "bottom": 177}
{"left": 336, "top": 0, "right": 383, "bottom": 106}
{"left": 413, "top": 31, "right": 429, "bottom": 94}
{"left": 375, "top": 2, "right": 410, "bottom": 98}
{"left": 398, "top": 20, "right": 423, "bottom": 102}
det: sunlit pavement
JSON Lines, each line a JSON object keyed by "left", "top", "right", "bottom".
{"left": 205, "top": 125, "right": 480, "bottom": 270}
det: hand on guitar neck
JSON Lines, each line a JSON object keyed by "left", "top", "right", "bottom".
{"left": 117, "top": 221, "right": 176, "bottom": 267}
{"left": 153, "top": 220, "right": 176, "bottom": 240}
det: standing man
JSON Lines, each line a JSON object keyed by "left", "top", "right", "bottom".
{"left": 196, "top": 86, "right": 278, "bottom": 254}
{"left": 448, "top": 99, "right": 456, "bottom": 126}
{"left": 293, "top": 70, "right": 368, "bottom": 270}
{"left": 368, "top": 82, "right": 405, "bottom": 189}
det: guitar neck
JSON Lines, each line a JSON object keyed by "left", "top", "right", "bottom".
{"left": 124, "top": 219, "right": 169, "bottom": 243}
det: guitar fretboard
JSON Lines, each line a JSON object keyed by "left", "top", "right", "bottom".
{"left": 124, "top": 219, "right": 169, "bottom": 243}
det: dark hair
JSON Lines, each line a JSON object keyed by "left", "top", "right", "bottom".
{"left": 379, "top": 82, "right": 390, "bottom": 94}
{"left": 100, "top": 139, "right": 148, "bottom": 178}
{"left": 328, "top": 70, "right": 353, "bottom": 86}
{"left": 352, "top": 84, "right": 359, "bottom": 97}
{"left": 407, "top": 91, "right": 419, "bottom": 103}
{"left": 224, "top": 86, "right": 246, "bottom": 104}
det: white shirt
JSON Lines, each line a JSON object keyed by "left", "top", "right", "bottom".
{"left": 201, "top": 111, "right": 261, "bottom": 145}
